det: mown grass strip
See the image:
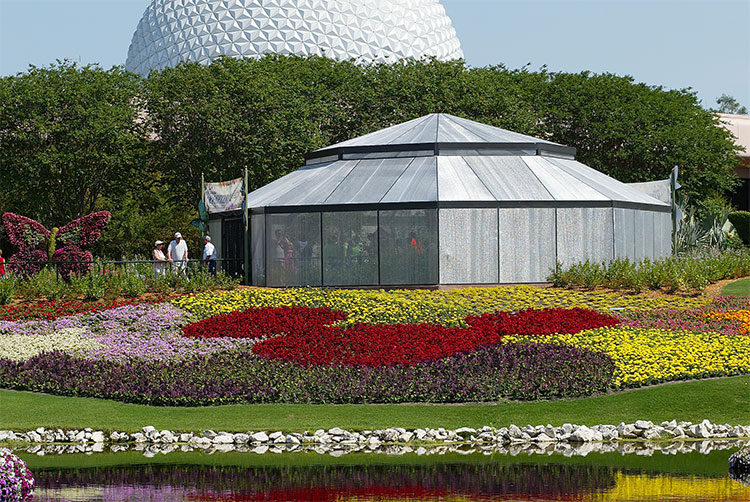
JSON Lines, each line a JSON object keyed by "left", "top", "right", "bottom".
{"left": 3, "top": 376, "right": 748, "bottom": 433}
{"left": 17, "top": 449, "right": 736, "bottom": 479}
{"left": 722, "top": 278, "right": 750, "bottom": 297}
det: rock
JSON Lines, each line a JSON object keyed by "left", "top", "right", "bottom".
{"left": 179, "top": 433, "right": 193, "bottom": 443}
{"left": 90, "top": 431, "right": 105, "bottom": 443}
{"left": 534, "top": 433, "right": 554, "bottom": 443}
{"left": 160, "top": 430, "right": 174, "bottom": 443}
{"left": 269, "top": 431, "right": 284, "bottom": 440}
{"left": 251, "top": 431, "right": 269, "bottom": 443}
{"left": 687, "top": 423, "right": 710, "bottom": 439}
{"left": 142, "top": 426, "right": 157, "bottom": 435}
{"left": 617, "top": 423, "right": 638, "bottom": 439}
{"left": 328, "top": 427, "right": 348, "bottom": 436}
{"left": 399, "top": 432, "right": 414, "bottom": 443}
{"left": 568, "top": 426, "right": 602, "bottom": 443}
{"left": 634, "top": 420, "right": 653, "bottom": 430}
{"left": 233, "top": 433, "right": 250, "bottom": 444}
{"left": 213, "top": 434, "right": 235, "bottom": 444}
{"left": 287, "top": 435, "right": 301, "bottom": 445}
{"left": 454, "top": 427, "right": 476, "bottom": 439}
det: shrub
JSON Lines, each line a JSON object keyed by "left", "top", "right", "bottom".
{"left": 0, "top": 277, "right": 15, "bottom": 305}
{"left": 121, "top": 272, "right": 147, "bottom": 298}
{"left": 729, "top": 211, "right": 750, "bottom": 246}
{"left": 549, "top": 250, "right": 750, "bottom": 293}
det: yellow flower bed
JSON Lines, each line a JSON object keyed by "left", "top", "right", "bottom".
{"left": 504, "top": 327, "right": 750, "bottom": 387}
{"left": 705, "top": 310, "right": 750, "bottom": 334}
{"left": 173, "top": 286, "right": 708, "bottom": 326}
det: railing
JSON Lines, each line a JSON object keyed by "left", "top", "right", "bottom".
{"left": 2, "top": 258, "right": 245, "bottom": 282}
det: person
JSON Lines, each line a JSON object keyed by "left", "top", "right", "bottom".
{"left": 203, "top": 235, "right": 216, "bottom": 275}
{"left": 0, "top": 249, "right": 5, "bottom": 278}
{"left": 152, "top": 241, "right": 167, "bottom": 276}
{"left": 167, "top": 232, "right": 189, "bottom": 274}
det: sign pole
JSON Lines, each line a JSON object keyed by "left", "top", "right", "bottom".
{"left": 243, "top": 167, "right": 250, "bottom": 286}
{"left": 670, "top": 166, "right": 678, "bottom": 254}
{"left": 201, "top": 172, "right": 206, "bottom": 239}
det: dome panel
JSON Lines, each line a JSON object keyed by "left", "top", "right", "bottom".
{"left": 126, "top": 0, "right": 464, "bottom": 74}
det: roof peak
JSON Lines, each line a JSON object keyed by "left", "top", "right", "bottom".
{"left": 308, "top": 113, "right": 574, "bottom": 164}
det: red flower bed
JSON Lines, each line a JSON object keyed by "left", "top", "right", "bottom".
{"left": 252, "top": 322, "right": 501, "bottom": 367}
{"left": 181, "top": 306, "right": 619, "bottom": 367}
{"left": 467, "top": 308, "right": 620, "bottom": 336}
{"left": 181, "top": 306, "right": 346, "bottom": 339}
{"left": 0, "top": 299, "right": 162, "bottom": 321}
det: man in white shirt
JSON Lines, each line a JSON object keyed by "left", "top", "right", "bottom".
{"left": 203, "top": 235, "right": 216, "bottom": 275}
{"left": 168, "top": 232, "right": 189, "bottom": 274}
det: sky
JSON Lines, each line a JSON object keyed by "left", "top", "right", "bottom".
{"left": 0, "top": 0, "right": 748, "bottom": 109}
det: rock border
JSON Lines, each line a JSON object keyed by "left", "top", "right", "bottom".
{"left": 2, "top": 420, "right": 748, "bottom": 448}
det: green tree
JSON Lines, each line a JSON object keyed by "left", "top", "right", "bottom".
{"left": 537, "top": 72, "right": 741, "bottom": 208}
{"left": 716, "top": 94, "right": 748, "bottom": 114}
{"left": 0, "top": 60, "right": 147, "bottom": 226}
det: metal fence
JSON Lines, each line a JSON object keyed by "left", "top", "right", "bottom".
{"left": 2, "top": 258, "right": 245, "bottom": 282}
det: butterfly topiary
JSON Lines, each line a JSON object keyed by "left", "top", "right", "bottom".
{"left": 1, "top": 211, "right": 110, "bottom": 280}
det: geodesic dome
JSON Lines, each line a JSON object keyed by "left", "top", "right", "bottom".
{"left": 210, "top": 114, "right": 671, "bottom": 287}
{"left": 125, "top": 0, "right": 464, "bottom": 76}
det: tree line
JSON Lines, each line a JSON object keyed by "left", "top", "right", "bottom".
{"left": 0, "top": 56, "right": 742, "bottom": 258}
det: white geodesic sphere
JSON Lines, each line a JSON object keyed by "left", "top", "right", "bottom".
{"left": 125, "top": 0, "right": 464, "bottom": 75}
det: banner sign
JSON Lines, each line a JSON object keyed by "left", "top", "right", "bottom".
{"left": 204, "top": 178, "right": 244, "bottom": 214}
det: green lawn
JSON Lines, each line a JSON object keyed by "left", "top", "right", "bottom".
{"left": 2, "top": 376, "right": 748, "bottom": 433}
{"left": 722, "top": 277, "right": 750, "bottom": 296}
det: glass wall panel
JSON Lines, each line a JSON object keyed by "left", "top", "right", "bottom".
{"left": 322, "top": 211, "right": 378, "bottom": 286}
{"left": 634, "top": 210, "right": 655, "bottom": 262}
{"left": 498, "top": 208, "right": 556, "bottom": 283}
{"left": 653, "top": 211, "right": 673, "bottom": 258}
{"left": 379, "top": 209, "right": 438, "bottom": 285}
{"left": 266, "top": 213, "right": 321, "bottom": 287}
{"left": 556, "top": 208, "right": 614, "bottom": 267}
{"left": 613, "top": 208, "right": 636, "bottom": 261}
{"left": 439, "top": 209, "right": 498, "bottom": 284}
{"left": 251, "top": 214, "right": 265, "bottom": 286}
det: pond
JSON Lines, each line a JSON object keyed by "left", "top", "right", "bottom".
{"left": 14, "top": 440, "right": 750, "bottom": 502}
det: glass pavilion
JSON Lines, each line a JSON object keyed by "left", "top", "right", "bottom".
{"left": 230, "top": 114, "right": 671, "bottom": 287}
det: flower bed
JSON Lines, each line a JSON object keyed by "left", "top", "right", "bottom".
{"left": 467, "top": 308, "right": 620, "bottom": 336}
{"left": 184, "top": 306, "right": 615, "bottom": 367}
{"left": 0, "top": 343, "right": 614, "bottom": 405}
{"left": 505, "top": 327, "right": 750, "bottom": 387}
{"left": 0, "top": 304, "right": 250, "bottom": 363}
{"left": 617, "top": 296, "right": 750, "bottom": 336}
{"left": 0, "top": 448, "right": 34, "bottom": 501}
{"left": 172, "top": 287, "right": 708, "bottom": 326}
{"left": 0, "top": 299, "right": 161, "bottom": 321}
{"left": 0, "top": 287, "right": 747, "bottom": 406}
{"left": 181, "top": 306, "right": 346, "bottom": 339}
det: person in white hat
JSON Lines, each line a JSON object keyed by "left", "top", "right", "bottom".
{"left": 152, "top": 240, "right": 167, "bottom": 276}
{"left": 167, "top": 232, "right": 189, "bottom": 274}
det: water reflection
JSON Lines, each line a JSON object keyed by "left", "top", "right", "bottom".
{"left": 29, "top": 459, "right": 750, "bottom": 502}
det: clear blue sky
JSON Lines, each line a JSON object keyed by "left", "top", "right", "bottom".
{"left": 1, "top": 0, "right": 748, "bottom": 109}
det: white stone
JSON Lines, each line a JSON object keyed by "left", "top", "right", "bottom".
{"left": 90, "top": 431, "right": 105, "bottom": 443}
{"left": 251, "top": 431, "right": 269, "bottom": 443}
